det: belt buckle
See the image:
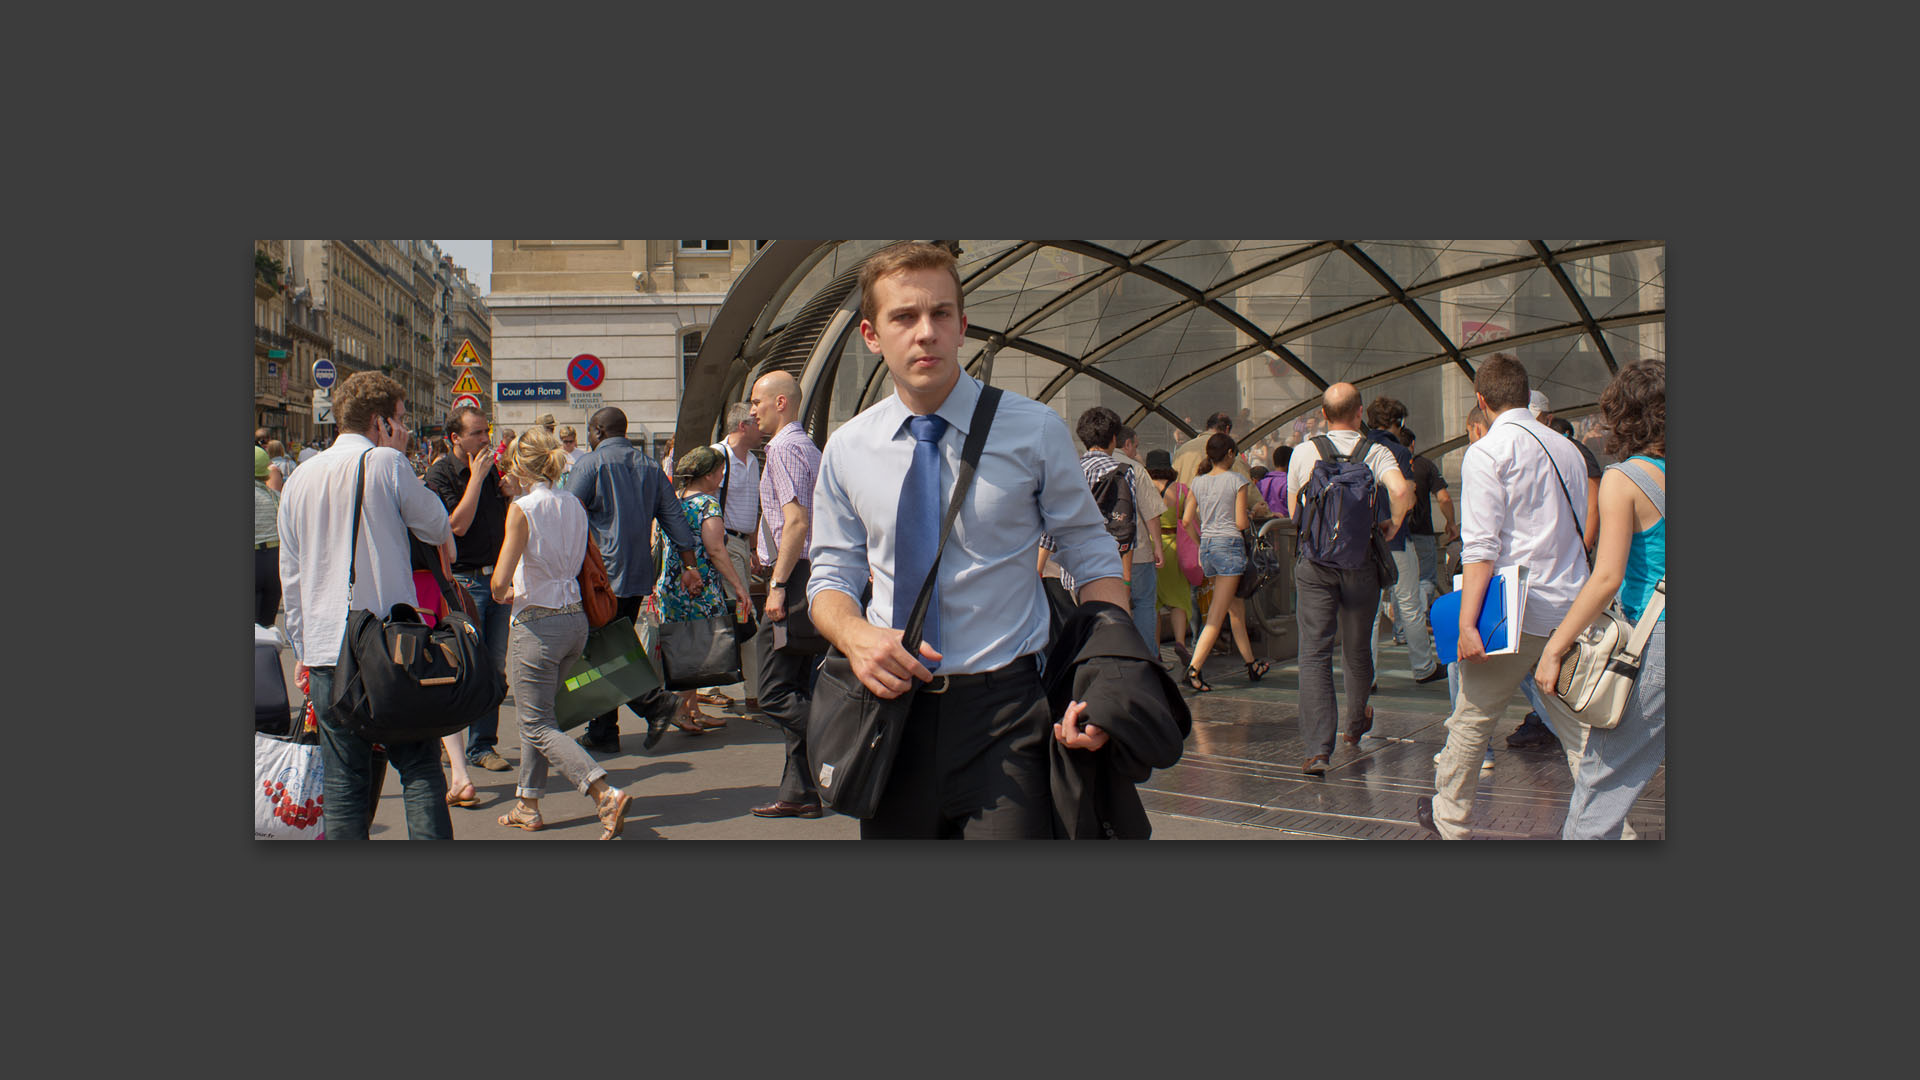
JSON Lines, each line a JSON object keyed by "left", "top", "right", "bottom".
{"left": 924, "top": 675, "right": 951, "bottom": 694}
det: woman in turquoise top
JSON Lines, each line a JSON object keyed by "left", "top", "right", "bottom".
{"left": 656, "top": 445, "right": 751, "bottom": 735}
{"left": 1536, "top": 359, "right": 1665, "bottom": 839}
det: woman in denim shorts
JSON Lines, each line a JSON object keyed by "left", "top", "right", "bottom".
{"left": 1179, "top": 433, "right": 1270, "bottom": 691}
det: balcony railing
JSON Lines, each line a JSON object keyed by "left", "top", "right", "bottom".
{"left": 255, "top": 326, "right": 291, "bottom": 351}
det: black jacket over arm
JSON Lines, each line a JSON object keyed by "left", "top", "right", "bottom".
{"left": 1042, "top": 601, "right": 1192, "bottom": 839}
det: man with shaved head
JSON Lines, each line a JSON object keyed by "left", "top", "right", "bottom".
{"left": 1286, "top": 381, "right": 1413, "bottom": 777}
{"left": 745, "top": 369, "right": 829, "bottom": 818}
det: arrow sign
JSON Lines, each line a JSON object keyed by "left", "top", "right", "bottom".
{"left": 567, "top": 353, "right": 605, "bottom": 392}
{"left": 451, "top": 369, "right": 482, "bottom": 395}
{"left": 451, "top": 340, "right": 480, "bottom": 367}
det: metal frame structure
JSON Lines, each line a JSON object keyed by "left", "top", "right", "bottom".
{"left": 675, "top": 240, "right": 1664, "bottom": 455}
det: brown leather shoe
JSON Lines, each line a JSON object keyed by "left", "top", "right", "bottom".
{"left": 1341, "top": 706, "right": 1375, "bottom": 746}
{"left": 1302, "top": 755, "right": 1330, "bottom": 777}
{"left": 750, "top": 800, "right": 823, "bottom": 819}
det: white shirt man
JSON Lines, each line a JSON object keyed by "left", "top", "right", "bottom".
{"left": 277, "top": 374, "right": 453, "bottom": 841}
{"left": 707, "top": 403, "right": 764, "bottom": 707}
{"left": 1419, "top": 355, "right": 1591, "bottom": 839}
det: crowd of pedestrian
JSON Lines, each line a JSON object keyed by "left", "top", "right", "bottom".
{"left": 257, "top": 243, "right": 1664, "bottom": 841}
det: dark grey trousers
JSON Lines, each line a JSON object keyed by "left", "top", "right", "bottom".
{"left": 756, "top": 614, "right": 823, "bottom": 804}
{"left": 1294, "top": 557, "right": 1381, "bottom": 760}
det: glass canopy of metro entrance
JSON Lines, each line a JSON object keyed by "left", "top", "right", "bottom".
{"left": 679, "top": 240, "right": 1665, "bottom": 472}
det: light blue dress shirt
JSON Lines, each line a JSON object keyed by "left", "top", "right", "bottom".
{"left": 808, "top": 374, "right": 1123, "bottom": 675}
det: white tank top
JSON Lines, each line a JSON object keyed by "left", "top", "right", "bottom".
{"left": 511, "top": 482, "right": 587, "bottom": 616}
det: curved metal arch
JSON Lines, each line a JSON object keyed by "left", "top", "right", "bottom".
{"left": 1042, "top": 239, "right": 1325, "bottom": 390}
{"left": 1530, "top": 240, "right": 1618, "bottom": 375}
{"left": 1335, "top": 241, "right": 1475, "bottom": 379}
{"left": 675, "top": 240, "right": 833, "bottom": 451}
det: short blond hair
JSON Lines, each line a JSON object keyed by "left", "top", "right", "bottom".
{"left": 859, "top": 242, "right": 964, "bottom": 325}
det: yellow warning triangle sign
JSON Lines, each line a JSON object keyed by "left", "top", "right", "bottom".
{"left": 451, "top": 369, "right": 482, "bottom": 395}
{"left": 451, "top": 340, "right": 480, "bottom": 367}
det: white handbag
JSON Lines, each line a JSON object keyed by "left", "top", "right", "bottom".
{"left": 1552, "top": 577, "right": 1663, "bottom": 729}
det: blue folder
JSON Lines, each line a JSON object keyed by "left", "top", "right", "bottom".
{"left": 1431, "top": 572, "right": 1510, "bottom": 666}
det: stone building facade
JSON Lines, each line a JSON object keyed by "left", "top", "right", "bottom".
{"left": 487, "top": 240, "right": 758, "bottom": 458}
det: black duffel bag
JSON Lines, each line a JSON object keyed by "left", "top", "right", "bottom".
{"left": 772, "top": 558, "right": 830, "bottom": 655}
{"left": 328, "top": 451, "right": 505, "bottom": 744}
{"left": 807, "top": 387, "right": 1000, "bottom": 818}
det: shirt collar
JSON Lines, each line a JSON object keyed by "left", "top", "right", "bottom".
{"left": 1490, "top": 407, "right": 1531, "bottom": 429}
{"left": 335, "top": 433, "right": 374, "bottom": 452}
{"left": 885, "top": 372, "right": 982, "bottom": 440}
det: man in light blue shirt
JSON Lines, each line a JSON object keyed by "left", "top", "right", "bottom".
{"left": 807, "top": 242, "right": 1128, "bottom": 838}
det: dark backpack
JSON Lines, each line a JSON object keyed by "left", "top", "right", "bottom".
{"left": 1296, "top": 434, "right": 1380, "bottom": 570}
{"left": 1235, "top": 526, "right": 1281, "bottom": 599}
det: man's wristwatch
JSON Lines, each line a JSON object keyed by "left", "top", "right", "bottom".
{"left": 769, "top": 580, "right": 786, "bottom": 591}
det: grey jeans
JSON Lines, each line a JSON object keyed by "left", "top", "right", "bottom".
{"left": 507, "top": 609, "right": 606, "bottom": 800}
{"left": 1294, "top": 557, "right": 1381, "bottom": 759}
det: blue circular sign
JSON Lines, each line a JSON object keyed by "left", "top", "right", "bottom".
{"left": 312, "top": 358, "right": 337, "bottom": 390}
{"left": 567, "top": 353, "right": 605, "bottom": 392}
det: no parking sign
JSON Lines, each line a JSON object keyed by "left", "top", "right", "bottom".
{"left": 567, "top": 354, "right": 605, "bottom": 392}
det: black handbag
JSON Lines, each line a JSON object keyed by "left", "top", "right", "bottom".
{"left": 806, "top": 386, "right": 1002, "bottom": 819}
{"left": 330, "top": 451, "right": 506, "bottom": 744}
{"left": 658, "top": 612, "right": 742, "bottom": 690}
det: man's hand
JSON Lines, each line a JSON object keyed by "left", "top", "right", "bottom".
{"left": 763, "top": 585, "right": 787, "bottom": 623}
{"left": 680, "top": 567, "right": 704, "bottom": 596}
{"left": 1153, "top": 545, "right": 1164, "bottom": 568}
{"left": 840, "top": 619, "right": 941, "bottom": 699}
{"left": 1053, "top": 699, "right": 1109, "bottom": 751}
{"left": 1457, "top": 625, "right": 1487, "bottom": 663}
{"left": 468, "top": 444, "right": 495, "bottom": 479}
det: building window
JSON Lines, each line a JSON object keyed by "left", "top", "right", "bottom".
{"left": 679, "top": 241, "right": 730, "bottom": 253}
{"left": 682, "top": 330, "right": 703, "bottom": 382}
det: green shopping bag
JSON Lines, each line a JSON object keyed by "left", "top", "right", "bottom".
{"left": 553, "top": 617, "right": 661, "bottom": 731}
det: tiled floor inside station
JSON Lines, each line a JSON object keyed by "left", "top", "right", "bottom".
{"left": 1146, "top": 640, "right": 1665, "bottom": 840}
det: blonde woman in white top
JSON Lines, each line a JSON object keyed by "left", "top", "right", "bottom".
{"left": 490, "top": 427, "right": 631, "bottom": 838}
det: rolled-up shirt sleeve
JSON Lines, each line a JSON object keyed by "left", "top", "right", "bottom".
{"left": 395, "top": 455, "right": 452, "bottom": 546}
{"left": 1035, "top": 417, "right": 1123, "bottom": 586}
{"left": 806, "top": 439, "right": 868, "bottom": 606}
{"left": 1458, "top": 442, "right": 1505, "bottom": 566}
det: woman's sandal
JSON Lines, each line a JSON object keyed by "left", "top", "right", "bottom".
{"left": 1246, "top": 658, "right": 1271, "bottom": 682}
{"left": 445, "top": 780, "right": 481, "bottom": 808}
{"left": 597, "top": 788, "right": 631, "bottom": 840}
{"left": 1185, "top": 666, "right": 1213, "bottom": 693}
{"left": 498, "top": 804, "right": 543, "bottom": 831}
{"left": 670, "top": 696, "right": 710, "bottom": 735}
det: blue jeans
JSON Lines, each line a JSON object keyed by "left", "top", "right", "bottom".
{"left": 1128, "top": 563, "right": 1159, "bottom": 654}
{"left": 311, "top": 665, "right": 452, "bottom": 840}
{"left": 1563, "top": 624, "right": 1665, "bottom": 839}
{"left": 454, "top": 572, "right": 511, "bottom": 761}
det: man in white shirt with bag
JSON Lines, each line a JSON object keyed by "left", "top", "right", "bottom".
{"left": 279, "top": 371, "right": 455, "bottom": 840}
{"left": 1417, "top": 354, "right": 1592, "bottom": 839}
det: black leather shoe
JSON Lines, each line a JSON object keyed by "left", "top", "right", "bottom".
{"left": 750, "top": 800, "right": 823, "bottom": 819}
{"left": 1302, "top": 755, "right": 1329, "bottom": 777}
{"left": 1505, "top": 713, "right": 1558, "bottom": 749}
{"left": 643, "top": 714, "right": 669, "bottom": 750}
{"left": 1415, "top": 796, "right": 1440, "bottom": 837}
{"left": 577, "top": 732, "right": 620, "bottom": 754}
{"left": 1414, "top": 667, "right": 1447, "bottom": 685}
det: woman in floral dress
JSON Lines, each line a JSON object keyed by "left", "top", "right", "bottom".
{"left": 656, "top": 445, "right": 752, "bottom": 735}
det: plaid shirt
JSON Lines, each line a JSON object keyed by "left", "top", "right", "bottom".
{"left": 1040, "top": 448, "right": 1134, "bottom": 591}
{"left": 757, "top": 420, "right": 820, "bottom": 565}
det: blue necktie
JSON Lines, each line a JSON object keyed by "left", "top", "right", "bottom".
{"left": 893, "top": 414, "right": 949, "bottom": 671}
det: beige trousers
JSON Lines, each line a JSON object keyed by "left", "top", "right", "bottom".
{"left": 1431, "top": 632, "right": 1587, "bottom": 840}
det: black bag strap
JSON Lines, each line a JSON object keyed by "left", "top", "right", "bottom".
{"left": 346, "top": 448, "right": 371, "bottom": 606}
{"left": 898, "top": 384, "right": 1003, "bottom": 655}
{"left": 1515, "top": 424, "right": 1594, "bottom": 571}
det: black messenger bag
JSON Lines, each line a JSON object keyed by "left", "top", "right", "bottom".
{"left": 329, "top": 451, "right": 506, "bottom": 744}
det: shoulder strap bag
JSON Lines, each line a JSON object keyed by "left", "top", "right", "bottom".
{"left": 806, "top": 386, "right": 1004, "bottom": 819}
{"left": 1541, "top": 453, "right": 1667, "bottom": 728}
{"left": 330, "top": 450, "right": 506, "bottom": 744}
